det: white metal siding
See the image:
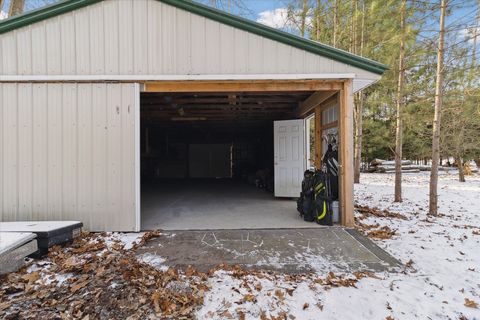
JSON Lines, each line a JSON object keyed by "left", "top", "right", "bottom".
{"left": 0, "top": 83, "right": 137, "bottom": 231}
{"left": 0, "top": 0, "right": 379, "bottom": 81}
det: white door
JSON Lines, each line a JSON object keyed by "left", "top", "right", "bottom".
{"left": 274, "top": 120, "right": 305, "bottom": 197}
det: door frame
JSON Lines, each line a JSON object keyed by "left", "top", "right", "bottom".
{"left": 136, "top": 78, "right": 354, "bottom": 228}
{"left": 134, "top": 83, "right": 142, "bottom": 231}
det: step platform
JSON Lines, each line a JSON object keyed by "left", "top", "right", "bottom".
{"left": 0, "top": 221, "right": 83, "bottom": 256}
{"left": 0, "top": 232, "right": 38, "bottom": 275}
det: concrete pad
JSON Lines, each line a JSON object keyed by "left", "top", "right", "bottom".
{"left": 141, "top": 179, "right": 324, "bottom": 230}
{"left": 136, "top": 228, "right": 401, "bottom": 274}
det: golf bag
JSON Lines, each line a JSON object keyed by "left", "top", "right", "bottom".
{"left": 297, "top": 170, "right": 316, "bottom": 222}
{"left": 323, "top": 144, "right": 339, "bottom": 201}
{"left": 297, "top": 169, "right": 333, "bottom": 225}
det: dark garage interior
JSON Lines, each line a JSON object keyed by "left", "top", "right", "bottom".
{"left": 139, "top": 91, "right": 322, "bottom": 230}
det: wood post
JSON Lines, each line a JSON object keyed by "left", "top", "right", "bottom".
{"left": 339, "top": 80, "right": 355, "bottom": 227}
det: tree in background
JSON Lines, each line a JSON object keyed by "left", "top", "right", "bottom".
{"left": 394, "top": 0, "right": 407, "bottom": 202}
{"left": 0, "top": 0, "right": 62, "bottom": 18}
{"left": 429, "top": 0, "right": 447, "bottom": 216}
{"left": 8, "top": 0, "right": 24, "bottom": 17}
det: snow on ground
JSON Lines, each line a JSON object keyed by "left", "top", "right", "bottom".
{"left": 3, "top": 173, "right": 479, "bottom": 319}
{"left": 136, "top": 252, "right": 169, "bottom": 272}
{"left": 196, "top": 172, "right": 480, "bottom": 320}
{"left": 103, "top": 232, "right": 145, "bottom": 250}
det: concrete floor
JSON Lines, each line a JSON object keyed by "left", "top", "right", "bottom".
{"left": 136, "top": 228, "right": 400, "bottom": 273}
{"left": 141, "top": 179, "right": 322, "bottom": 230}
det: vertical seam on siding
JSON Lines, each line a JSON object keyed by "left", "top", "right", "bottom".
{"left": 75, "top": 84, "right": 79, "bottom": 219}
{"left": 46, "top": 84, "right": 49, "bottom": 219}
{"left": 15, "top": 84, "right": 19, "bottom": 220}
{"left": 60, "top": 84, "right": 64, "bottom": 219}
{"left": 30, "top": 84, "right": 33, "bottom": 220}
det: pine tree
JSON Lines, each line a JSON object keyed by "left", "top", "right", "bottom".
{"left": 429, "top": 0, "right": 447, "bottom": 216}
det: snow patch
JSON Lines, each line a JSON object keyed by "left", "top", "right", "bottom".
{"left": 103, "top": 232, "right": 145, "bottom": 250}
{"left": 137, "top": 252, "right": 169, "bottom": 272}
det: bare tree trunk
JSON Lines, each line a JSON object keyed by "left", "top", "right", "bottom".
{"left": 8, "top": 0, "right": 24, "bottom": 17}
{"left": 300, "top": 0, "right": 309, "bottom": 38}
{"left": 354, "top": 94, "right": 363, "bottom": 183}
{"left": 316, "top": 0, "right": 321, "bottom": 41}
{"left": 350, "top": 0, "right": 358, "bottom": 53}
{"left": 333, "top": 0, "right": 338, "bottom": 47}
{"left": 354, "top": 1, "right": 366, "bottom": 184}
{"left": 456, "top": 156, "right": 465, "bottom": 182}
{"left": 395, "top": 0, "right": 407, "bottom": 202}
{"left": 429, "top": 0, "right": 447, "bottom": 216}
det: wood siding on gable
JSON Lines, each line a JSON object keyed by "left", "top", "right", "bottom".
{"left": 0, "top": 0, "right": 380, "bottom": 81}
{"left": 0, "top": 83, "right": 137, "bottom": 231}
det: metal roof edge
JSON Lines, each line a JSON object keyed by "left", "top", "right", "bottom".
{"left": 0, "top": 0, "right": 101, "bottom": 35}
{"left": 0, "top": 0, "right": 388, "bottom": 75}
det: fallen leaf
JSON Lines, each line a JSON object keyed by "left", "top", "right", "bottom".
{"left": 22, "top": 271, "right": 40, "bottom": 284}
{"left": 70, "top": 280, "right": 90, "bottom": 293}
{"left": 274, "top": 289, "right": 285, "bottom": 301}
{"left": 464, "top": 298, "right": 478, "bottom": 308}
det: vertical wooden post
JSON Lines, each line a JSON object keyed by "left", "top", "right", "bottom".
{"left": 314, "top": 105, "right": 323, "bottom": 169}
{"left": 339, "top": 80, "right": 355, "bottom": 227}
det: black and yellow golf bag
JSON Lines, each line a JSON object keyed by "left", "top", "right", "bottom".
{"left": 297, "top": 169, "right": 333, "bottom": 225}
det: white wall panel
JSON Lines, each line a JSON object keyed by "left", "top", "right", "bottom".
{"left": 103, "top": 1, "right": 119, "bottom": 75}
{"left": 31, "top": 23, "right": 47, "bottom": 74}
{"left": 74, "top": 9, "right": 91, "bottom": 75}
{"left": 118, "top": 0, "right": 134, "bottom": 75}
{"left": 16, "top": 28, "right": 31, "bottom": 75}
{"left": 46, "top": 18, "right": 62, "bottom": 74}
{"left": 0, "top": 83, "right": 138, "bottom": 231}
{"left": 59, "top": 14, "right": 76, "bottom": 75}
{"left": 0, "top": 0, "right": 380, "bottom": 80}
{"left": 89, "top": 3, "right": 105, "bottom": 75}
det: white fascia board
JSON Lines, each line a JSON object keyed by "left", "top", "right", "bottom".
{"left": 353, "top": 78, "right": 379, "bottom": 92}
{"left": 0, "top": 73, "right": 379, "bottom": 92}
{"left": 0, "top": 73, "right": 356, "bottom": 82}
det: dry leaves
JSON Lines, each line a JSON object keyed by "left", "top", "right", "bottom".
{"left": 464, "top": 298, "right": 478, "bottom": 308}
{"left": 367, "top": 226, "right": 397, "bottom": 239}
{"left": 355, "top": 205, "right": 408, "bottom": 220}
{"left": 0, "top": 231, "right": 206, "bottom": 319}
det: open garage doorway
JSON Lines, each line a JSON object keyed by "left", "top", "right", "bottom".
{"left": 139, "top": 89, "right": 328, "bottom": 230}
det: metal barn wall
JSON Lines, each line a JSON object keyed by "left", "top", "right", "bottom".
{"left": 0, "top": 83, "right": 138, "bottom": 231}
{"left": 0, "top": 0, "right": 380, "bottom": 81}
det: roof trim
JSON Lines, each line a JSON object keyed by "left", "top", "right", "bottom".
{"left": 0, "top": 0, "right": 388, "bottom": 75}
{"left": 0, "top": 0, "right": 101, "bottom": 34}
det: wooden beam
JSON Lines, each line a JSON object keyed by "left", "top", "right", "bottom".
{"left": 339, "top": 79, "right": 355, "bottom": 227}
{"left": 144, "top": 80, "right": 344, "bottom": 93}
{"left": 297, "top": 90, "right": 337, "bottom": 117}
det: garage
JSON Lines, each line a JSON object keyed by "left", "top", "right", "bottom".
{"left": 0, "top": 0, "right": 386, "bottom": 231}
{"left": 140, "top": 90, "right": 317, "bottom": 230}
{"left": 138, "top": 79, "right": 350, "bottom": 230}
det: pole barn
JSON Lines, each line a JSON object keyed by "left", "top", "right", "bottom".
{"left": 0, "top": 0, "right": 387, "bottom": 231}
